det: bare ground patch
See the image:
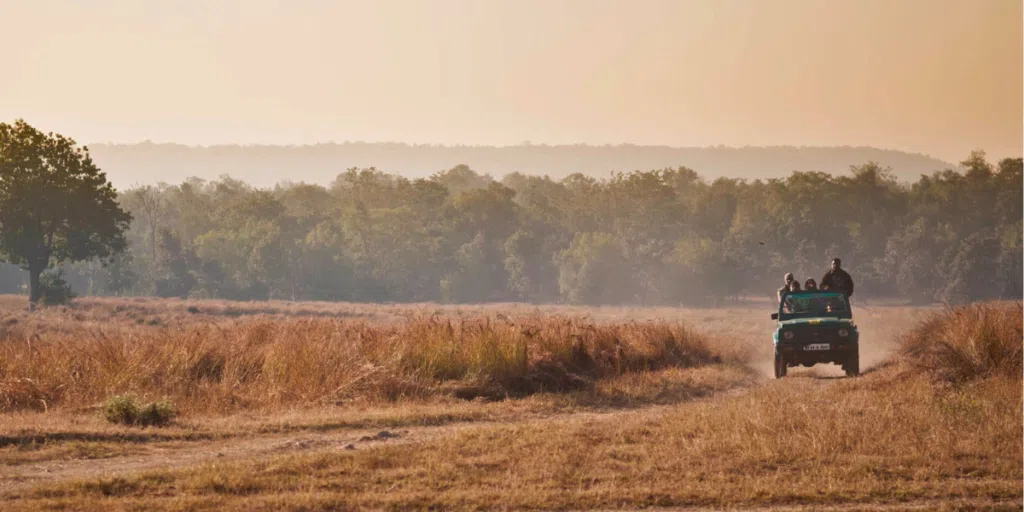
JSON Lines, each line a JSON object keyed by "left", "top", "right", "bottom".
{"left": 4, "top": 362, "right": 1020, "bottom": 511}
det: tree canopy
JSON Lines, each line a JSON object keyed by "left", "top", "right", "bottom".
{"left": 0, "top": 120, "right": 132, "bottom": 304}
{"left": 0, "top": 146, "right": 1017, "bottom": 307}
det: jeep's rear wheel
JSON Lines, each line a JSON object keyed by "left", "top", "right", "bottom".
{"left": 844, "top": 352, "right": 859, "bottom": 377}
{"left": 774, "top": 353, "right": 787, "bottom": 378}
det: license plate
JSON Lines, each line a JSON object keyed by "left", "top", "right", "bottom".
{"left": 804, "top": 343, "right": 830, "bottom": 351}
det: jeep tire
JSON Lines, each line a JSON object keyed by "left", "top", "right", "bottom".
{"left": 774, "top": 353, "right": 787, "bottom": 379}
{"left": 843, "top": 352, "right": 859, "bottom": 377}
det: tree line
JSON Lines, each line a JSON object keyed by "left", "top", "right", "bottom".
{"left": 0, "top": 121, "right": 1020, "bottom": 306}
{"left": 86, "top": 141, "right": 953, "bottom": 188}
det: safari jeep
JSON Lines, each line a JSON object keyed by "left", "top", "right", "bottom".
{"left": 771, "top": 290, "right": 859, "bottom": 378}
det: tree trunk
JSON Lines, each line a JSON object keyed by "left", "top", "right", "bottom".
{"left": 88, "top": 260, "right": 96, "bottom": 296}
{"left": 28, "top": 263, "right": 43, "bottom": 306}
{"left": 151, "top": 226, "right": 158, "bottom": 265}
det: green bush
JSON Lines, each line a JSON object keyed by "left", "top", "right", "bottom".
{"left": 103, "top": 394, "right": 176, "bottom": 427}
{"left": 38, "top": 269, "right": 76, "bottom": 306}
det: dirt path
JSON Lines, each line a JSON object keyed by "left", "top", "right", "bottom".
{"left": 588, "top": 496, "right": 1024, "bottom": 511}
{"left": 1, "top": 423, "right": 433, "bottom": 493}
{"left": 0, "top": 328, "right": 904, "bottom": 499}
{"left": 0, "top": 360, "right": 874, "bottom": 495}
{"left": 0, "top": 387, "right": 760, "bottom": 495}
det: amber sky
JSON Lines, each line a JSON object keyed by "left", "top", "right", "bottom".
{"left": 0, "top": 0, "right": 1020, "bottom": 163}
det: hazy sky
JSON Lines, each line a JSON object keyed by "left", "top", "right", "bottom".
{"left": 1, "top": 0, "right": 1020, "bottom": 163}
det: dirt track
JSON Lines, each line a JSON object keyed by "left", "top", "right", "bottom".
{"left": 1, "top": 364, "right": 867, "bottom": 496}
{"left": 4, "top": 309, "right": 1018, "bottom": 510}
{"left": 0, "top": 316, "right": 906, "bottom": 495}
{"left": 5, "top": 368, "right": 1019, "bottom": 511}
{"left": 0, "top": 388, "right": 756, "bottom": 495}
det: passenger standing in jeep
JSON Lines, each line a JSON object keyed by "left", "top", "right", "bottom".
{"left": 820, "top": 257, "right": 854, "bottom": 296}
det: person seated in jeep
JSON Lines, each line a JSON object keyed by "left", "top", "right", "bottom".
{"left": 781, "top": 280, "right": 802, "bottom": 312}
{"left": 782, "top": 289, "right": 850, "bottom": 317}
{"left": 822, "top": 295, "right": 849, "bottom": 315}
{"left": 777, "top": 272, "right": 796, "bottom": 303}
{"left": 803, "top": 278, "right": 834, "bottom": 309}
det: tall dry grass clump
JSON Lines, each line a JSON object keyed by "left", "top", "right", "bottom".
{"left": 900, "top": 301, "right": 1022, "bottom": 383}
{"left": 0, "top": 314, "right": 745, "bottom": 415}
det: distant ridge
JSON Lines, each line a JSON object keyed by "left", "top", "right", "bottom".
{"left": 86, "top": 142, "right": 957, "bottom": 189}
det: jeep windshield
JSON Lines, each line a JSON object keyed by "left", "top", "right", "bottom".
{"left": 778, "top": 291, "right": 851, "bottom": 320}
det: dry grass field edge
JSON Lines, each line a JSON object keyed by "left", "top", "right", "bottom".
{"left": 7, "top": 365, "right": 1019, "bottom": 511}
{"left": 2, "top": 301, "right": 1019, "bottom": 510}
{"left": 0, "top": 309, "right": 753, "bottom": 416}
{"left": 900, "top": 301, "right": 1022, "bottom": 383}
{"left": 0, "top": 297, "right": 758, "bottom": 477}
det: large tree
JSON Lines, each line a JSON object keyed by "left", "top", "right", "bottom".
{"left": 0, "top": 119, "right": 132, "bottom": 305}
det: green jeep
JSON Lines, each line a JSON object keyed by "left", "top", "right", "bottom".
{"left": 771, "top": 290, "right": 859, "bottom": 378}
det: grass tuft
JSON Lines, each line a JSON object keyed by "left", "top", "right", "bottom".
{"left": 102, "top": 395, "right": 176, "bottom": 427}
{"left": 900, "top": 301, "right": 1022, "bottom": 383}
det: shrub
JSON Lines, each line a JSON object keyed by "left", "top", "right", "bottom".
{"left": 38, "top": 269, "right": 76, "bottom": 306}
{"left": 103, "top": 395, "right": 177, "bottom": 427}
{"left": 901, "top": 302, "right": 1023, "bottom": 383}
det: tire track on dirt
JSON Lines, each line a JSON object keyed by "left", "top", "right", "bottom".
{"left": 586, "top": 495, "right": 1024, "bottom": 511}
{"left": 0, "top": 329, "right": 898, "bottom": 498}
{"left": 0, "top": 380, "right": 766, "bottom": 495}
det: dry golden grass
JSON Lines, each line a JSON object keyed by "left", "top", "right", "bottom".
{"left": 0, "top": 294, "right": 795, "bottom": 329}
{"left": 900, "top": 301, "right": 1023, "bottom": 383}
{"left": 0, "top": 296, "right": 757, "bottom": 483}
{"left": 0, "top": 292, "right": 928, "bottom": 329}
{"left": 0, "top": 296, "right": 1019, "bottom": 510}
{"left": 0, "top": 364, "right": 755, "bottom": 470}
{"left": 7, "top": 366, "right": 1019, "bottom": 511}
{"left": 0, "top": 309, "right": 749, "bottom": 416}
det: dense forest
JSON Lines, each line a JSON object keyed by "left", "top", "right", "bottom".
{"left": 0, "top": 150, "right": 1018, "bottom": 306}
{"left": 87, "top": 142, "right": 954, "bottom": 189}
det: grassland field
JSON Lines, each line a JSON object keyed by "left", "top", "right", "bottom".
{"left": 0, "top": 294, "right": 1019, "bottom": 511}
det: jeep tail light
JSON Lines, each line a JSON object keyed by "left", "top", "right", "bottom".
{"left": 783, "top": 331, "right": 794, "bottom": 340}
{"left": 838, "top": 328, "right": 849, "bottom": 337}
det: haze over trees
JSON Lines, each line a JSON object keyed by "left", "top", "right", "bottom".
{"left": 86, "top": 142, "right": 955, "bottom": 189}
{"left": 0, "top": 143, "right": 1016, "bottom": 306}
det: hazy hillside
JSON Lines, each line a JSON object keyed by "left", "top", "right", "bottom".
{"left": 87, "top": 142, "right": 956, "bottom": 188}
